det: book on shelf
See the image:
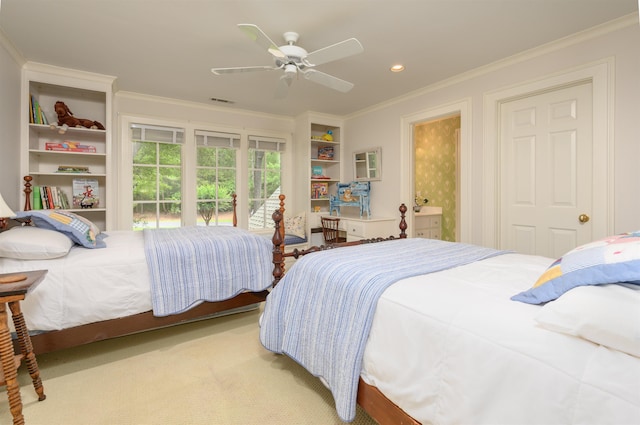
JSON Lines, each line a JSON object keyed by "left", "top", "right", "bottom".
{"left": 59, "top": 189, "right": 70, "bottom": 209}
{"left": 31, "top": 186, "right": 70, "bottom": 210}
{"left": 45, "top": 141, "right": 97, "bottom": 153}
{"left": 57, "top": 165, "right": 90, "bottom": 173}
{"left": 31, "top": 186, "right": 42, "bottom": 210}
{"left": 72, "top": 178, "right": 100, "bottom": 208}
{"left": 311, "top": 182, "right": 329, "bottom": 199}
{"left": 317, "top": 146, "right": 335, "bottom": 160}
{"left": 45, "top": 186, "right": 55, "bottom": 209}
{"left": 29, "top": 94, "right": 48, "bottom": 125}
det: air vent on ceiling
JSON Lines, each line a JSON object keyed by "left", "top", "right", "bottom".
{"left": 210, "top": 97, "right": 234, "bottom": 104}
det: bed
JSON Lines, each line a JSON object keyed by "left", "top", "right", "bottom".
{"left": 264, "top": 206, "right": 640, "bottom": 424}
{"left": 0, "top": 176, "right": 274, "bottom": 355}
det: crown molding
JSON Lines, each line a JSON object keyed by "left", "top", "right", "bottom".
{"left": 0, "top": 27, "right": 24, "bottom": 67}
{"left": 115, "top": 91, "right": 294, "bottom": 124}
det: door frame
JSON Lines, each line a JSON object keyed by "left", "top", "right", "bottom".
{"left": 401, "top": 98, "right": 472, "bottom": 242}
{"left": 482, "top": 59, "right": 614, "bottom": 249}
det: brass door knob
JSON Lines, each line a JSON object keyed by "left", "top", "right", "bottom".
{"left": 578, "top": 214, "right": 590, "bottom": 223}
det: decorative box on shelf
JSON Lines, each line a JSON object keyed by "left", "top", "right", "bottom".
{"left": 45, "top": 141, "right": 96, "bottom": 153}
{"left": 311, "top": 182, "right": 329, "bottom": 199}
{"left": 317, "top": 146, "right": 334, "bottom": 160}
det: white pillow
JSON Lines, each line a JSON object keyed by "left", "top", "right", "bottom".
{"left": 535, "top": 283, "right": 640, "bottom": 358}
{"left": 284, "top": 211, "right": 306, "bottom": 239}
{"left": 0, "top": 226, "right": 74, "bottom": 259}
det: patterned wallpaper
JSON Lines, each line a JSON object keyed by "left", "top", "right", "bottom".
{"left": 414, "top": 115, "right": 460, "bottom": 242}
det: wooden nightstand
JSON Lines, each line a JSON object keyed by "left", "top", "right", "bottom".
{"left": 0, "top": 270, "right": 47, "bottom": 425}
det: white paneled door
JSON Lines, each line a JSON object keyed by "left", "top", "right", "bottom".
{"left": 500, "top": 82, "right": 593, "bottom": 258}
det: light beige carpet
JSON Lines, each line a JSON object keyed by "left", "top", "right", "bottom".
{"left": 0, "top": 307, "right": 377, "bottom": 424}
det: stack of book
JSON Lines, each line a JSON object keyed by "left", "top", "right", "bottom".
{"left": 56, "top": 165, "right": 90, "bottom": 173}
{"left": 31, "top": 186, "right": 71, "bottom": 210}
{"left": 29, "top": 94, "right": 49, "bottom": 125}
{"left": 45, "top": 141, "right": 97, "bottom": 153}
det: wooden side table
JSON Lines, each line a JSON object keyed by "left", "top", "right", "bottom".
{"left": 0, "top": 270, "right": 47, "bottom": 425}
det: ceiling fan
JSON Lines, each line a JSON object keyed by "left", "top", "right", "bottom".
{"left": 211, "top": 24, "right": 364, "bottom": 98}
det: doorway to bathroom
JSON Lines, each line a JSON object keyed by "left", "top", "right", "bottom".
{"left": 414, "top": 115, "right": 460, "bottom": 242}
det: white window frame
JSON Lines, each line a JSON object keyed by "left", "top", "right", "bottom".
{"left": 116, "top": 114, "right": 292, "bottom": 231}
{"left": 248, "top": 135, "right": 286, "bottom": 231}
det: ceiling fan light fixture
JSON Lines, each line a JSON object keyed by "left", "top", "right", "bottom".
{"left": 283, "top": 63, "right": 297, "bottom": 77}
{"left": 390, "top": 64, "right": 405, "bottom": 72}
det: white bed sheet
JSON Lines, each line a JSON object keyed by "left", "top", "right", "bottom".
{"left": 361, "top": 253, "right": 640, "bottom": 424}
{"left": 0, "top": 231, "right": 151, "bottom": 331}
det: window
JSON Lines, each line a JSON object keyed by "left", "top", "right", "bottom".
{"left": 195, "top": 130, "right": 239, "bottom": 226}
{"left": 125, "top": 119, "right": 288, "bottom": 231}
{"left": 248, "top": 136, "right": 285, "bottom": 231}
{"left": 131, "top": 124, "right": 184, "bottom": 230}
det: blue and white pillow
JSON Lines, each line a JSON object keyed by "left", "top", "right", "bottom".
{"left": 512, "top": 231, "right": 640, "bottom": 304}
{"left": 16, "top": 210, "right": 106, "bottom": 249}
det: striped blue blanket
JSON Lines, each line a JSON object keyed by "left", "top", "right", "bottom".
{"left": 144, "top": 226, "right": 273, "bottom": 317}
{"left": 260, "top": 238, "right": 507, "bottom": 422}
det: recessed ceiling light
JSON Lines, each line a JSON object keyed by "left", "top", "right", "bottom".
{"left": 390, "top": 64, "right": 405, "bottom": 72}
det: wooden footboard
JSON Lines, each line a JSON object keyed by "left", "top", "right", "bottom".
{"left": 271, "top": 197, "right": 407, "bottom": 286}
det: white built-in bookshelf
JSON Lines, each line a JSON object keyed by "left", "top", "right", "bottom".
{"left": 20, "top": 63, "right": 114, "bottom": 230}
{"left": 294, "top": 113, "right": 344, "bottom": 233}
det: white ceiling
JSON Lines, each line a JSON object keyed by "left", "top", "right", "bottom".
{"left": 1, "top": 0, "right": 637, "bottom": 117}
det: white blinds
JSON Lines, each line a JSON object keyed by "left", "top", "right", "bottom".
{"left": 195, "top": 130, "right": 240, "bottom": 148}
{"left": 130, "top": 123, "right": 184, "bottom": 144}
{"left": 249, "top": 135, "right": 285, "bottom": 151}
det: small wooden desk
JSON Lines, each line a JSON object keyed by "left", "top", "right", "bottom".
{"left": 0, "top": 270, "right": 47, "bottom": 425}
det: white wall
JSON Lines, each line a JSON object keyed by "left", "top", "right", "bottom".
{"left": 345, "top": 16, "right": 640, "bottom": 246}
{"left": 0, "top": 31, "right": 23, "bottom": 210}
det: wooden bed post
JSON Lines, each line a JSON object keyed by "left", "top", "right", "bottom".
{"left": 23, "top": 176, "right": 33, "bottom": 211}
{"left": 271, "top": 208, "right": 284, "bottom": 286}
{"left": 278, "top": 194, "right": 286, "bottom": 273}
{"left": 231, "top": 193, "right": 237, "bottom": 227}
{"left": 399, "top": 203, "right": 408, "bottom": 238}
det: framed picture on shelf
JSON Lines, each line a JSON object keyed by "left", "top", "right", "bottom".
{"left": 72, "top": 178, "right": 100, "bottom": 208}
{"left": 312, "top": 165, "right": 323, "bottom": 176}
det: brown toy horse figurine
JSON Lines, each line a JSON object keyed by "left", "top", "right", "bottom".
{"left": 54, "top": 101, "right": 105, "bottom": 130}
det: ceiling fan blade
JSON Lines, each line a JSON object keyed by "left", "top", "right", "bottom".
{"left": 237, "top": 24, "right": 286, "bottom": 59}
{"left": 302, "top": 69, "right": 354, "bottom": 93}
{"left": 304, "top": 38, "right": 364, "bottom": 66}
{"left": 211, "top": 66, "right": 275, "bottom": 75}
{"left": 274, "top": 75, "right": 293, "bottom": 99}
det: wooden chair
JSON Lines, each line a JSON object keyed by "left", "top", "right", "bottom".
{"left": 321, "top": 217, "right": 346, "bottom": 244}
